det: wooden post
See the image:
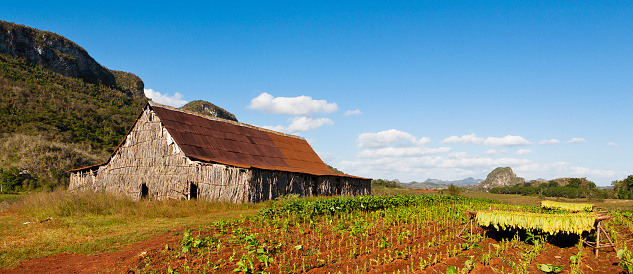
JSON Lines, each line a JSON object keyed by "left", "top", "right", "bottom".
{"left": 457, "top": 211, "right": 477, "bottom": 240}
{"left": 596, "top": 222, "right": 601, "bottom": 257}
{"left": 583, "top": 215, "right": 616, "bottom": 258}
{"left": 470, "top": 217, "right": 473, "bottom": 235}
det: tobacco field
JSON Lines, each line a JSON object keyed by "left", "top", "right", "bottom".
{"left": 127, "top": 195, "right": 633, "bottom": 273}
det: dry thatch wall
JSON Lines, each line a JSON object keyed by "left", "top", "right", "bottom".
{"left": 70, "top": 107, "right": 250, "bottom": 202}
{"left": 70, "top": 107, "right": 371, "bottom": 202}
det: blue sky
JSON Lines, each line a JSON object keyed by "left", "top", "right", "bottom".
{"left": 3, "top": 1, "right": 631, "bottom": 185}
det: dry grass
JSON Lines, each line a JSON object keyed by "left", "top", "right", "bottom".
{"left": 3, "top": 189, "right": 632, "bottom": 269}
{"left": 0, "top": 190, "right": 266, "bottom": 268}
{"left": 371, "top": 186, "right": 440, "bottom": 196}
{"left": 461, "top": 190, "right": 633, "bottom": 210}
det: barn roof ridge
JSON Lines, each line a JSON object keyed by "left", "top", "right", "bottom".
{"left": 70, "top": 101, "right": 369, "bottom": 180}
{"left": 148, "top": 101, "right": 305, "bottom": 141}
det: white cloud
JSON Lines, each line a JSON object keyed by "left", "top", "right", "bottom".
{"left": 357, "top": 129, "right": 430, "bottom": 148}
{"left": 442, "top": 134, "right": 532, "bottom": 147}
{"left": 566, "top": 138, "right": 587, "bottom": 144}
{"left": 287, "top": 117, "right": 334, "bottom": 132}
{"left": 337, "top": 151, "right": 624, "bottom": 186}
{"left": 608, "top": 142, "right": 619, "bottom": 147}
{"left": 357, "top": 147, "right": 452, "bottom": 158}
{"left": 264, "top": 117, "right": 334, "bottom": 133}
{"left": 485, "top": 149, "right": 508, "bottom": 156}
{"left": 515, "top": 149, "right": 532, "bottom": 155}
{"left": 483, "top": 135, "right": 532, "bottom": 146}
{"left": 448, "top": 152, "right": 470, "bottom": 159}
{"left": 262, "top": 125, "right": 286, "bottom": 132}
{"left": 247, "top": 92, "right": 338, "bottom": 115}
{"left": 344, "top": 109, "right": 362, "bottom": 116}
{"left": 442, "top": 134, "right": 484, "bottom": 144}
{"left": 144, "top": 88, "right": 187, "bottom": 107}
{"left": 539, "top": 139, "right": 560, "bottom": 145}
{"left": 317, "top": 152, "right": 338, "bottom": 163}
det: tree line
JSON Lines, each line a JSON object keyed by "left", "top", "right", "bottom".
{"left": 489, "top": 176, "right": 633, "bottom": 199}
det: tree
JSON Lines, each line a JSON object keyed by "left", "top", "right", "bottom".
{"left": 567, "top": 178, "right": 583, "bottom": 188}
{"left": 447, "top": 184, "right": 460, "bottom": 196}
{"left": 0, "top": 167, "right": 22, "bottom": 193}
{"left": 612, "top": 175, "right": 633, "bottom": 199}
{"left": 626, "top": 175, "right": 633, "bottom": 190}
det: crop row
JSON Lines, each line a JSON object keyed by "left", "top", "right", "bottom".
{"left": 259, "top": 194, "right": 497, "bottom": 220}
{"left": 128, "top": 194, "right": 632, "bottom": 273}
{"left": 540, "top": 201, "right": 594, "bottom": 212}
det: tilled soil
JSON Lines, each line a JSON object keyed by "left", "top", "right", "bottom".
{"left": 2, "top": 223, "right": 626, "bottom": 274}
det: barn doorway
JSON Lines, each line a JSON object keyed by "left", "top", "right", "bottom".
{"left": 189, "top": 183, "right": 198, "bottom": 200}
{"left": 141, "top": 183, "right": 149, "bottom": 199}
{"left": 335, "top": 177, "right": 342, "bottom": 195}
{"left": 311, "top": 176, "right": 318, "bottom": 196}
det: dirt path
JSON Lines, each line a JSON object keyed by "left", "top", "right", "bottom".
{"left": 0, "top": 228, "right": 184, "bottom": 274}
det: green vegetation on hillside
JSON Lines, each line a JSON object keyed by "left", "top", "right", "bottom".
{"left": 0, "top": 54, "right": 146, "bottom": 189}
{"left": 489, "top": 178, "right": 599, "bottom": 198}
{"left": 371, "top": 179, "right": 404, "bottom": 189}
{"left": 612, "top": 175, "right": 633, "bottom": 199}
{"left": 0, "top": 54, "right": 145, "bottom": 150}
{"left": 326, "top": 164, "right": 345, "bottom": 174}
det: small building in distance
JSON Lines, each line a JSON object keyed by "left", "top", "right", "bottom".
{"left": 69, "top": 102, "right": 370, "bottom": 202}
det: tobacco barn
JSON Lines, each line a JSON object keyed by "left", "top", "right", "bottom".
{"left": 69, "top": 102, "right": 371, "bottom": 202}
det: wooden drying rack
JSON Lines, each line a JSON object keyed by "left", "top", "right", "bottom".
{"left": 456, "top": 210, "right": 617, "bottom": 257}
{"left": 456, "top": 210, "right": 477, "bottom": 240}
{"left": 583, "top": 212, "right": 617, "bottom": 257}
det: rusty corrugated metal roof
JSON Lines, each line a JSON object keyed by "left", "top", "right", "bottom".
{"left": 151, "top": 103, "right": 362, "bottom": 178}
{"left": 70, "top": 102, "right": 366, "bottom": 179}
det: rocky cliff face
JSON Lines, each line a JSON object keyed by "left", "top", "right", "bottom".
{"left": 180, "top": 100, "right": 238, "bottom": 122}
{"left": 477, "top": 167, "right": 525, "bottom": 189}
{"left": 0, "top": 21, "right": 148, "bottom": 190}
{"left": 0, "top": 20, "right": 143, "bottom": 94}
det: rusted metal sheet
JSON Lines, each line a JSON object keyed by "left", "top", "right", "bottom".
{"left": 70, "top": 102, "right": 367, "bottom": 179}
{"left": 151, "top": 105, "right": 356, "bottom": 177}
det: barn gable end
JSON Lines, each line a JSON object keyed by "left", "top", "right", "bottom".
{"left": 69, "top": 102, "right": 371, "bottom": 202}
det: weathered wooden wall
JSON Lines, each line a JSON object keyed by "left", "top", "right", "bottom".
{"left": 70, "top": 107, "right": 371, "bottom": 203}
{"left": 248, "top": 170, "right": 371, "bottom": 202}
{"left": 69, "top": 108, "right": 250, "bottom": 202}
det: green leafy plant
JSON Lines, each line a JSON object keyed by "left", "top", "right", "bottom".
{"left": 378, "top": 236, "right": 392, "bottom": 250}
{"left": 538, "top": 264, "right": 564, "bottom": 273}
{"left": 180, "top": 230, "right": 221, "bottom": 253}
{"left": 233, "top": 257, "right": 254, "bottom": 273}
{"left": 617, "top": 248, "right": 633, "bottom": 273}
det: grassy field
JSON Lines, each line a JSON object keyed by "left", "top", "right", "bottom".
{"left": 460, "top": 190, "right": 633, "bottom": 210}
{"left": 0, "top": 191, "right": 265, "bottom": 268}
{"left": 2, "top": 188, "right": 633, "bottom": 271}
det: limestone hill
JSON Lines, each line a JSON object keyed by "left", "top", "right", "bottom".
{"left": 180, "top": 100, "right": 238, "bottom": 122}
{"left": 477, "top": 167, "right": 525, "bottom": 190}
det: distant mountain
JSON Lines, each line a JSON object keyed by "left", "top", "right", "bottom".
{"left": 180, "top": 100, "right": 238, "bottom": 122}
{"left": 425, "top": 177, "right": 483, "bottom": 186}
{"left": 402, "top": 177, "right": 483, "bottom": 189}
{"left": 476, "top": 167, "right": 525, "bottom": 189}
{"left": 402, "top": 181, "right": 442, "bottom": 189}
{"left": 0, "top": 20, "right": 146, "bottom": 189}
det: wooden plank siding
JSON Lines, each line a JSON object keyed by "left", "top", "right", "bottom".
{"left": 69, "top": 103, "right": 370, "bottom": 202}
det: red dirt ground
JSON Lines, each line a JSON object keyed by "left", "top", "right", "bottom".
{"left": 0, "top": 228, "right": 185, "bottom": 274}
{"left": 2, "top": 224, "right": 626, "bottom": 274}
